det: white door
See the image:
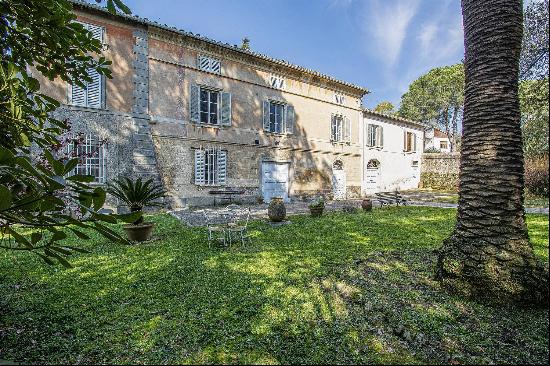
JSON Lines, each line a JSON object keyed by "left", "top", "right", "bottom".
{"left": 262, "top": 162, "right": 290, "bottom": 203}
{"left": 365, "top": 160, "right": 381, "bottom": 192}
{"left": 332, "top": 170, "right": 347, "bottom": 200}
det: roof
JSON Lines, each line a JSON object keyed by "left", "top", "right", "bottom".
{"left": 433, "top": 128, "right": 449, "bottom": 138}
{"left": 70, "top": 0, "right": 369, "bottom": 96}
{"left": 363, "top": 108, "right": 426, "bottom": 128}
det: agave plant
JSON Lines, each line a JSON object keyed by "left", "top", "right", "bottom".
{"left": 107, "top": 177, "right": 165, "bottom": 225}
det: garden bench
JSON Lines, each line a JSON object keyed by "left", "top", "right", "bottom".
{"left": 375, "top": 191, "right": 408, "bottom": 206}
{"left": 208, "top": 188, "right": 245, "bottom": 206}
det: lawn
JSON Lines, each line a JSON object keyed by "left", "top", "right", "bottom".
{"left": 0, "top": 207, "right": 548, "bottom": 364}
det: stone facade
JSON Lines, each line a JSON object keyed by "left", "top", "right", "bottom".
{"left": 35, "top": 2, "right": 370, "bottom": 209}
{"left": 420, "top": 153, "right": 460, "bottom": 190}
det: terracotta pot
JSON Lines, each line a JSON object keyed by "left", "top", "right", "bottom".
{"left": 309, "top": 206, "right": 324, "bottom": 217}
{"left": 123, "top": 222, "right": 155, "bottom": 242}
{"left": 268, "top": 197, "right": 286, "bottom": 222}
{"left": 362, "top": 198, "right": 373, "bottom": 211}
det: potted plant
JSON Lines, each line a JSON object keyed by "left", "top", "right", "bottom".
{"left": 309, "top": 197, "right": 325, "bottom": 217}
{"left": 361, "top": 198, "right": 373, "bottom": 211}
{"left": 267, "top": 197, "right": 286, "bottom": 222}
{"left": 107, "top": 177, "right": 166, "bottom": 242}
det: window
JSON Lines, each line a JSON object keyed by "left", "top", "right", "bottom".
{"left": 262, "top": 100, "right": 294, "bottom": 134}
{"left": 270, "top": 75, "right": 286, "bottom": 90}
{"left": 404, "top": 131, "right": 417, "bottom": 152}
{"left": 69, "top": 22, "right": 105, "bottom": 109}
{"left": 335, "top": 93, "right": 345, "bottom": 105}
{"left": 190, "top": 85, "right": 232, "bottom": 126}
{"left": 66, "top": 134, "right": 106, "bottom": 183}
{"left": 269, "top": 102, "right": 284, "bottom": 133}
{"left": 331, "top": 114, "right": 351, "bottom": 143}
{"left": 194, "top": 148, "right": 227, "bottom": 186}
{"left": 197, "top": 55, "right": 221, "bottom": 74}
{"left": 366, "top": 124, "right": 383, "bottom": 148}
{"left": 200, "top": 88, "right": 219, "bottom": 125}
{"left": 440, "top": 141, "right": 448, "bottom": 149}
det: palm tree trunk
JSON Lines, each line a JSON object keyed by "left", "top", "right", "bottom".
{"left": 436, "top": 0, "right": 548, "bottom": 305}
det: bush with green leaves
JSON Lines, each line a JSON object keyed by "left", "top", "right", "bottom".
{"left": 106, "top": 177, "right": 165, "bottom": 224}
{"left": 0, "top": 0, "right": 132, "bottom": 267}
{"left": 525, "top": 155, "right": 549, "bottom": 197}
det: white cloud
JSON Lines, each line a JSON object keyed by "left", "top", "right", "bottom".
{"left": 363, "top": 0, "right": 420, "bottom": 66}
{"left": 418, "top": 23, "right": 438, "bottom": 55}
{"left": 417, "top": 15, "right": 463, "bottom": 63}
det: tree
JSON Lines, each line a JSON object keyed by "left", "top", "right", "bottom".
{"left": 436, "top": 0, "right": 548, "bottom": 305}
{"left": 398, "top": 64, "right": 464, "bottom": 152}
{"left": 373, "top": 101, "right": 395, "bottom": 115}
{"left": 520, "top": 78, "right": 549, "bottom": 157}
{"left": 520, "top": 0, "right": 549, "bottom": 81}
{"left": 0, "top": 0, "right": 134, "bottom": 267}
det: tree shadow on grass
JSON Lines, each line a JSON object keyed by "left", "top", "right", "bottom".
{"left": 0, "top": 208, "right": 547, "bottom": 364}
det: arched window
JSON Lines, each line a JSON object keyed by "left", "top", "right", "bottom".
{"left": 367, "top": 159, "right": 380, "bottom": 169}
{"left": 333, "top": 159, "right": 344, "bottom": 170}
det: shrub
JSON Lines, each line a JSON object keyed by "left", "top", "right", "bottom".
{"left": 525, "top": 155, "right": 549, "bottom": 197}
{"left": 308, "top": 197, "right": 325, "bottom": 209}
{"left": 424, "top": 147, "right": 442, "bottom": 153}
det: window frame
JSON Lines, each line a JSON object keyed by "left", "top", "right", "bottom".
{"left": 68, "top": 21, "right": 105, "bottom": 109}
{"left": 65, "top": 134, "right": 107, "bottom": 184}
{"left": 195, "top": 148, "right": 227, "bottom": 186}
{"left": 404, "top": 131, "right": 417, "bottom": 153}
{"left": 199, "top": 86, "right": 221, "bottom": 125}
{"left": 268, "top": 101, "right": 286, "bottom": 134}
{"left": 198, "top": 55, "right": 221, "bottom": 74}
{"left": 367, "top": 124, "right": 383, "bottom": 148}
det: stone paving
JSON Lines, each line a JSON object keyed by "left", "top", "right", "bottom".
{"left": 170, "top": 193, "right": 548, "bottom": 227}
{"left": 170, "top": 199, "right": 365, "bottom": 227}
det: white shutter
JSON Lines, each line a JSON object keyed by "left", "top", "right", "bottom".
{"left": 194, "top": 149, "right": 205, "bottom": 185}
{"left": 285, "top": 104, "right": 294, "bottom": 134}
{"left": 70, "top": 82, "right": 87, "bottom": 107}
{"left": 210, "top": 59, "right": 221, "bottom": 74}
{"left": 198, "top": 55, "right": 209, "bottom": 71}
{"left": 331, "top": 115, "right": 336, "bottom": 141}
{"left": 86, "top": 68, "right": 102, "bottom": 109}
{"left": 86, "top": 23, "right": 104, "bottom": 43}
{"left": 413, "top": 134, "right": 417, "bottom": 152}
{"left": 220, "top": 92, "right": 232, "bottom": 126}
{"left": 366, "top": 124, "right": 373, "bottom": 146}
{"left": 263, "top": 100, "right": 271, "bottom": 131}
{"left": 344, "top": 116, "right": 351, "bottom": 143}
{"left": 190, "top": 85, "right": 200, "bottom": 123}
{"left": 378, "top": 126, "right": 384, "bottom": 148}
{"left": 403, "top": 131, "right": 408, "bottom": 151}
{"left": 217, "top": 150, "right": 227, "bottom": 185}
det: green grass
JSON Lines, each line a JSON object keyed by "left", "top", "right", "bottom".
{"left": 525, "top": 195, "right": 550, "bottom": 208}
{"left": 0, "top": 207, "right": 548, "bottom": 364}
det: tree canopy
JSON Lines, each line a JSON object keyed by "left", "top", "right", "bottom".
{"left": 398, "top": 63, "right": 464, "bottom": 152}
{"left": 0, "top": 0, "right": 133, "bottom": 266}
{"left": 373, "top": 101, "right": 396, "bottom": 115}
{"left": 520, "top": 0, "right": 549, "bottom": 80}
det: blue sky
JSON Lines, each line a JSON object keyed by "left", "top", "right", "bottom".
{"left": 115, "top": 0, "right": 465, "bottom": 109}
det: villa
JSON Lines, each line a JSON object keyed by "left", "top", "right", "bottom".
{"left": 37, "top": 0, "right": 425, "bottom": 208}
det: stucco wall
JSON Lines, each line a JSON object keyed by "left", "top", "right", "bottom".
{"left": 36, "top": 11, "right": 139, "bottom": 113}
{"left": 148, "top": 31, "right": 364, "bottom": 206}
{"left": 34, "top": 5, "right": 368, "bottom": 208}
{"left": 362, "top": 114, "right": 424, "bottom": 193}
{"left": 420, "top": 153, "right": 460, "bottom": 190}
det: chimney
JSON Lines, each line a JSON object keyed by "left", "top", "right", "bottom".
{"left": 241, "top": 37, "right": 250, "bottom": 51}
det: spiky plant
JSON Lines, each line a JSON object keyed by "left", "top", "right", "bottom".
{"left": 107, "top": 177, "right": 165, "bottom": 225}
